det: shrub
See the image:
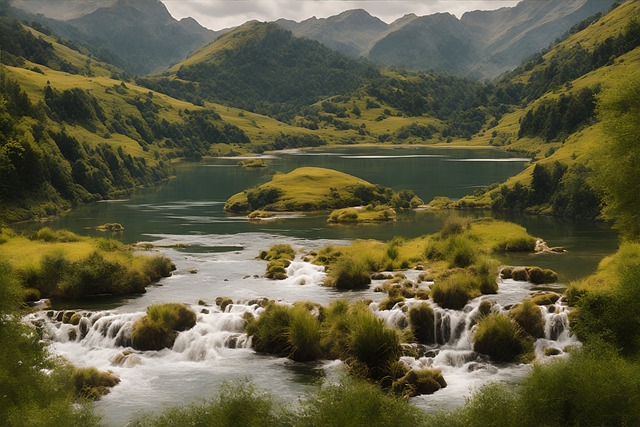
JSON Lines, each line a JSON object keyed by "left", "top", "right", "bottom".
{"left": 474, "top": 257, "right": 499, "bottom": 294}
{"left": 286, "top": 305, "right": 322, "bottom": 362}
{"left": 130, "top": 381, "right": 282, "bottom": 427}
{"left": 143, "top": 256, "right": 175, "bottom": 281}
{"left": 246, "top": 304, "right": 293, "bottom": 356}
{"left": 409, "top": 303, "right": 435, "bottom": 344}
{"left": 473, "top": 314, "right": 533, "bottom": 363}
{"left": 298, "top": 376, "right": 426, "bottom": 426}
{"left": 71, "top": 367, "right": 120, "bottom": 400}
{"left": 441, "top": 214, "right": 471, "bottom": 238}
{"left": 447, "top": 235, "right": 478, "bottom": 268}
{"left": 431, "top": 272, "right": 481, "bottom": 310}
{"left": 131, "top": 303, "right": 196, "bottom": 351}
{"left": 325, "top": 255, "right": 371, "bottom": 289}
{"left": 347, "top": 308, "right": 401, "bottom": 381}
{"left": 147, "top": 303, "right": 196, "bottom": 332}
{"left": 510, "top": 300, "right": 544, "bottom": 338}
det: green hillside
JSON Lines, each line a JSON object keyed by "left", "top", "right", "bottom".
{"left": 141, "top": 22, "right": 379, "bottom": 121}
{"left": 443, "top": 0, "right": 640, "bottom": 219}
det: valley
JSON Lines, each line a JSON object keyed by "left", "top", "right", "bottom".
{"left": 0, "top": 0, "right": 639, "bottom": 425}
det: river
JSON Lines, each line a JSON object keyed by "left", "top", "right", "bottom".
{"left": 24, "top": 146, "right": 618, "bottom": 425}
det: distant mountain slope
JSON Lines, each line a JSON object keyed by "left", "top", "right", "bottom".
{"left": 10, "top": 0, "right": 218, "bottom": 75}
{"left": 275, "top": 0, "right": 615, "bottom": 79}
{"left": 145, "top": 22, "right": 379, "bottom": 120}
{"left": 276, "top": 9, "right": 388, "bottom": 57}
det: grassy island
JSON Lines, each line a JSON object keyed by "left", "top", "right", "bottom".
{"left": 224, "top": 167, "right": 422, "bottom": 216}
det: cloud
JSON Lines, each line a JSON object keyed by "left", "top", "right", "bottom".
{"left": 162, "top": 0, "right": 520, "bottom": 31}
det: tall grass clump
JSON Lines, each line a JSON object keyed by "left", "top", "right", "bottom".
{"left": 409, "top": 303, "right": 435, "bottom": 344}
{"left": 473, "top": 314, "right": 533, "bottom": 363}
{"left": 28, "top": 227, "right": 81, "bottom": 243}
{"left": 431, "top": 272, "right": 481, "bottom": 310}
{"left": 441, "top": 214, "right": 471, "bottom": 238}
{"left": 131, "top": 303, "right": 196, "bottom": 351}
{"left": 493, "top": 236, "right": 536, "bottom": 253}
{"left": 286, "top": 305, "right": 322, "bottom": 362}
{"left": 325, "top": 255, "right": 371, "bottom": 289}
{"left": 131, "top": 381, "right": 283, "bottom": 427}
{"left": 510, "top": 300, "right": 544, "bottom": 338}
{"left": 259, "top": 243, "right": 296, "bottom": 280}
{"left": 347, "top": 306, "right": 401, "bottom": 382}
{"left": 473, "top": 257, "right": 499, "bottom": 294}
{"left": 298, "top": 376, "right": 427, "bottom": 426}
{"left": 318, "top": 299, "right": 353, "bottom": 359}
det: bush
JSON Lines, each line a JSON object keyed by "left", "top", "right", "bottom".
{"left": 431, "top": 272, "right": 481, "bottom": 310}
{"left": 347, "top": 307, "right": 401, "bottom": 381}
{"left": 246, "top": 303, "right": 292, "bottom": 356}
{"left": 131, "top": 381, "right": 282, "bottom": 427}
{"left": 447, "top": 235, "right": 478, "bottom": 268}
{"left": 325, "top": 255, "right": 371, "bottom": 290}
{"left": 474, "top": 257, "right": 499, "bottom": 294}
{"left": 510, "top": 300, "right": 544, "bottom": 338}
{"left": 298, "top": 376, "right": 426, "bottom": 426}
{"left": 441, "top": 214, "right": 471, "bottom": 238}
{"left": 473, "top": 314, "right": 533, "bottom": 363}
{"left": 286, "top": 305, "right": 322, "bottom": 362}
{"left": 131, "top": 303, "right": 196, "bottom": 351}
{"left": 409, "top": 303, "right": 435, "bottom": 344}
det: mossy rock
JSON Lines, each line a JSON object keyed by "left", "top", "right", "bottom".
{"left": 511, "top": 267, "right": 529, "bottom": 282}
{"left": 69, "top": 313, "right": 82, "bottom": 326}
{"left": 527, "top": 267, "right": 559, "bottom": 284}
{"left": 379, "top": 295, "right": 405, "bottom": 310}
{"left": 215, "top": 297, "right": 234, "bottom": 312}
{"left": 544, "top": 347, "right": 562, "bottom": 356}
{"left": 500, "top": 266, "right": 513, "bottom": 279}
{"left": 530, "top": 292, "right": 561, "bottom": 306}
{"left": 62, "top": 311, "right": 76, "bottom": 324}
{"left": 478, "top": 299, "right": 494, "bottom": 317}
{"left": 392, "top": 369, "right": 447, "bottom": 397}
{"left": 72, "top": 367, "right": 121, "bottom": 400}
{"left": 510, "top": 300, "right": 545, "bottom": 339}
{"left": 96, "top": 223, "right": 124, "bottom": 232}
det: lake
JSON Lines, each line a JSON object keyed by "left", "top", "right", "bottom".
{"left": 26, "top": 146, "right": 618, "bottom": 425}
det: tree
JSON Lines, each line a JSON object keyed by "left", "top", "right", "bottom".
{"left": 591, "top": 73, "right": 640, "bottom": 239}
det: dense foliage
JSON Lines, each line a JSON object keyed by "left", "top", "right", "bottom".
{"left": 140, "top": 23, "right": 379, "bottom": 121}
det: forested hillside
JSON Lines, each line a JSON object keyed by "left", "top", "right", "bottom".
{"left": 0, "top": 11, "right": 253, "bottom": 221}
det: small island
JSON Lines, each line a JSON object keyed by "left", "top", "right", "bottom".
{"left": 224, "top": 167, "right": 422, "bottom": 221}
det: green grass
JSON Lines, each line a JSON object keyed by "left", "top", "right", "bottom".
{"left": 473, "top": 314, "right": 533, "bottom": 363}
{"left": 431, "top": 272, "right": 482, "bottom": 310}
{"left": 328, "top": 205, "right": 397, "bottom": 223}
{"left": 131, "top": 303, "right": 197, "bottom": 351}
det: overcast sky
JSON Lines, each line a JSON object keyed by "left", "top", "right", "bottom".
{"left": 161, "top": 1, "right": 521, "bottom": 31}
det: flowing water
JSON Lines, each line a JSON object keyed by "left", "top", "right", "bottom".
{"left": 22, "top": 146, "right": 617, "bottom": 425}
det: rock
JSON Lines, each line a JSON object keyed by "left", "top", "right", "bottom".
{"left": 544, "top": 347, "right": 562, "bottom": 356}
{"left": 511, "top": 267, "right": 529, "bottom": 282}
{"left": 371, "top": 272, "right": 394, "bottom": 280}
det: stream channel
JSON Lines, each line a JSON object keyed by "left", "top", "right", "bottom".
{"left": 23, "top": 146, "right": 619, "bottom": 425}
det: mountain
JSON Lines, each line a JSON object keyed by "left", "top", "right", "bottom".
{"left": 276, "top": 9, "right": 388, "bottom": 57}
{"left": 10, "top": 0, "right": 218, "bottom": 75}
{"left": 144, "top": 22, "right": 379, "bottom": 120}
{"left": 367, "top": 13, "right": 476, "bottom": 75}
{"left": 275, "top": 0, "right": 616, "bottom": 79}
{"left": 460, "top": 0, "right": 618, "bottom": 78}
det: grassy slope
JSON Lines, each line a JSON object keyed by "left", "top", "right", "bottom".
{"left": 449, "top": 0, "right": 640, "bottom": 208}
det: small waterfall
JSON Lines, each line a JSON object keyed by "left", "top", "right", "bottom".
{"left": 283, "top": 261, "right": 326, "bottom": 286}
{"left": 25, "top": 304, "right": 259, "bottom": 362}
{"left": 541, "top": 302, "right": 572, "bottom": 342}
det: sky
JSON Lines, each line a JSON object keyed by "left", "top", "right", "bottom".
{"left": 161, "top": 0, "right": 522, "bottom": 31}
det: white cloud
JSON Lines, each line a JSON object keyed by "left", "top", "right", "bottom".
{"left": 162, "top": 0, "right": 521, "bottom": 31}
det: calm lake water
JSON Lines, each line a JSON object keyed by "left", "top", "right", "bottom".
{"left": 28, "top": 146, "right": 619, "bottom": 425}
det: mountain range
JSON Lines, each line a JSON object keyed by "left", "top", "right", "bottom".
{"left": 10, "top": 0, "right": 615, "bottom": 78}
